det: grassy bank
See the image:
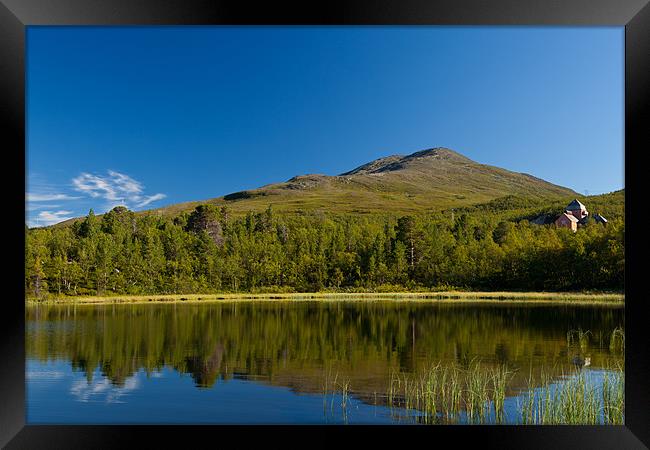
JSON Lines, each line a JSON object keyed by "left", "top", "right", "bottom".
{"left": 25, "top": 290, "right": 624, "bottom": 305}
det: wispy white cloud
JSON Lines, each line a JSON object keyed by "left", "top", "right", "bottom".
{"left": 136, "top": 193, "right": 167, "bottom": 207}
{"left": 26, "top": 193, "right": 80, "bottom": 202}
{"left": 26, "top": 185, "right": 81, "bottom": 226}
{"left": 108, "top": 170, "right": 142, "bottom": 195}
{"left": 27, "top": 203, "right": 62, "bottom": 212}
{"left": 72, "top": 170, "right": 166, "bottom": 209}
{"left": 31, "top": 210, "right": 74, "bottom": 227}
{"left": 26, "top": 170, "right": 167, "bottom": 227}
{"left": 72, "top": 172, "right": 121, "bottom": 200}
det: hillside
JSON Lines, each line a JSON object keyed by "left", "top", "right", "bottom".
{"left": 53, "top": 147, "right": 580, "bottom": 227}
{"left": 27, "top": 148, "right": 624, "bottom": 296}
{"left": 146, "top": 147, "right": 577, "bottom": 219}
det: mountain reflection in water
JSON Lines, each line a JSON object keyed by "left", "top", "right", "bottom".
{"left": 26, "top": 301, "right": 624, "bottom": 424}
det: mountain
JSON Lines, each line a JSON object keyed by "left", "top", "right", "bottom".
{"left": 147, "top": 147, "right": 577, "bottom": 218}
{"left": 56, "top": 147, "right": 579, "bottom": 225}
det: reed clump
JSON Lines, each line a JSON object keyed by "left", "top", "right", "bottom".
{"left": 602, "top": 364, "right": 625, "bottom": 425}
{"left": 567, "top": 328, "right": 592, "bottom": 351}
{"left": 321, "top": 327, "right": 624, "bottom": 425}
{"left": 321, "top": 367, "right": 353, "bottom": 423}
{"left": 609, "top": 327, "right": 625, "bottom": 354}
{"left": 517, "top": 364, "right": 624, "bottom": 425}
{"left": 386, "top": 361, "right": 513, "bottom": 424}
{"left": 383, "top": 361, "right": 624, "bottom": 425}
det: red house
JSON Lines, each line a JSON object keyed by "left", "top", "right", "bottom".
{"left": 555, "top": 212, "right": 579, "bottom": 232}
{"left": 565, "top": 199, "right": 588, "bottom": 221}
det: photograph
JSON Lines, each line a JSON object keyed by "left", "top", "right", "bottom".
{"left": 22, "top": 25, "right": 628, "bottom": 427}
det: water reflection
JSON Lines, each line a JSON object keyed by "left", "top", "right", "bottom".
{"left": 26, "top": 301, "right": 624, "bottom": 423}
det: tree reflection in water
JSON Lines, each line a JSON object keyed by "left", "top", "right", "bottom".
{"left": 26, "top": 301, "right": 624, "bottom": 409}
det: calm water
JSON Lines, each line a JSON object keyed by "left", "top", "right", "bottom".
{"left": 26, "top": 301, "right": 624, "bottom": 424}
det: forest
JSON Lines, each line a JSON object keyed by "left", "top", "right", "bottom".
{"left": 25, "top": 195, "right": 624, "bottom": 298}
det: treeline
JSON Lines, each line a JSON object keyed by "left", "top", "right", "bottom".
{"left": 25, "top": 202, "right": 624, "bottom": 297}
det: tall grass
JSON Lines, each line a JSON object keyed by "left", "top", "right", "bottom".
{"left": 382, "top": 361, "right": 624, "bottom": 425}
{"left": 321, "top": 327, "right": 624, "bottom": 425}
{"left": 602, "top": 362, "right": 625, "bottom": 425}
{"left": 385, "top": 361, "right": 513, "bottom": 424}
{"left": 31, "top": 290, "right": 625, "bottom": 305}
{"left": 516, "top": 365, "right": 624, "bottom": 425}
{"left": 321, "top": 366, "right": 352, "bottom": 423}
{"left": 491, "top": 364, "right": 510, "bottom": 423}
{"left": 609, "top": 327, "right": 625, "bottom": 353}
{"left": 567, "top": 328, "right": 592, "bottom": 350}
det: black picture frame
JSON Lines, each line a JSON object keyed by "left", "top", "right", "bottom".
{"left": 2, "top": 1, "right": 648, "bottom": 448}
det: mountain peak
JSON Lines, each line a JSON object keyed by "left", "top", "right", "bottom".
{"left": 340, "top": 147, "right": 474, "bottom": 176}
{"left": 339, "top": 154, "right": 403, "bottom": 176}
{"left": 402, "top": 147, "right": 475, "bottom": 163}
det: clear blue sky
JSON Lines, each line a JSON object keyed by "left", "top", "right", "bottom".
{"left": 26, "top": 26, "right": 624, "bottom": 226}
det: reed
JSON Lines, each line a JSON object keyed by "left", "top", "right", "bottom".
{"left": 321, "top": 367, "right": 353, "bottom": 423}
{"left": 602, "top": 363, "right": 624, "bottom": 425}
{"left": 383, "top": 361, "right": 512, "bottom": 424}
{"left": 465, "top": 362, "right": 491, "bottom": 423}
{"left": 491, "top": 364, "right": 510, "bottom": 423}
{"left": 325, "top": 327, "right": 623, "bottom": 425}
{"left": 383, "top": 360, "right": 623, "bottom": 425}
{"left": 517, "top": 365, "right": 624, "bottom": 425}
{"left": 448, "top": 366, "right": 463, "bottom": 419}
{"left": 519, "top": 370, "right": 536, "bottom": 425}
{"left": 339, "top": 377, "right": 351, "bottom": 423}
{"left": 567, "top": 328, "right": 592, "bottom": 351}
{"left": 609, "top": 327, "right": 625, "bottom": 354}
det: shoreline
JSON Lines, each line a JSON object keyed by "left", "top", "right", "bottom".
{"left": 25, "top": 291, "right": 625, "bottom": 305}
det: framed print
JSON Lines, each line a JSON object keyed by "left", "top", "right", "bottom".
{"left": 2, "top": 0, "right": 649, "bottom": 448}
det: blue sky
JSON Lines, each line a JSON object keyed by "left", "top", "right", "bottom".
{"left": 26, "top": 26, "right": 624, "bottom": 226}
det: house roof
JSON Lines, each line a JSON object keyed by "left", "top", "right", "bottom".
{"left": 566, "top": 199, "right": 586, "bottom": 211}
{"left": 531, "top": 215, "right": 550, "bottom": 225}
{"left": 559, "top": 212, "right": 579, "bottom": 223}
{"left": 594, "top": 213, "right": 608, "bottom": 223}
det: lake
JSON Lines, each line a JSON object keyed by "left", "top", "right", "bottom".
{"left": 25, "top": 300, "right": 625, "bottom": 424}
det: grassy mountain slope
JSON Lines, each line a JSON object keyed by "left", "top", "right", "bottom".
{"left": 52, "top": 147, "right": 586, "bottom": 227}
{"left": 145, "top": 147, "right": 578, "bottom": 218}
